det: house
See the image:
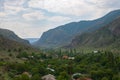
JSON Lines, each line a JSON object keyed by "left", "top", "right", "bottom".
{"left": 22, "top": 72, "right": 32, "bottom": 78}
{"left": 93, "top": 51, "right": 98, "bottom": 53}
{"left": 40, "top": 59, "right": 44, "bottom": 62}
{"left": 29, "top": 56, "right": 34, "bottom": 59}
{"left": 72, "top": 73, "right": 92, "bottom": 80}
{"left": 68, "top": 57, "right": 75, "bottom": 60}
{"left": 84, "top": 78, "right": 92, "bottom": 80}
{"left": 72, "top": 73, "right": 82, "bottom": 80}
{"left": 78, "top": 78, "right": 92, "bottom": 80}
{"left": 21, "top": 57, "right": 28, "bottom": 61}
{"left": 47, "top": 68, "right": 55, "bottom": 72}
{"left": 62, "top": 55, "right": 68, "bottom": 59}
{"left": 42, "top": 74, "right": 56, "bottom": 80}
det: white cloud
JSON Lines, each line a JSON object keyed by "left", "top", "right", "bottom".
{"left": 28, "top": 0, "right": 120, "bottom": 18}
{"left": 0, "top": 0, "right": 120, "bottom": 38}
{"left": 4, "top": 5, "right": 25, "bottom": 15}
{"left": 85, "top": 0, "right": 120, "bottom": 9}
{"left": 0, "top": 21, "right": 38, "bottom": 38}
{"left": 1, "top": 0, "right": 27, "bottom": 15}
{"left": 0, "top": 12, "right": 7, "bottom": 17}
{"left": 0, "top": 20, "right": 58, "bottom": 38}
{"left": 28, "top": 0, "right": 89, "bottom": 16}
{"left": 22, "top": 10, "right": 72, "bottom": 23}
{"left": 5, "top": 0, "right": 26, "bottom": 6}
{"left": 28, "top": 0, "right": 98, "bottom": 16}
{"left": 22, "top": 11, "right": 46, "bottom": 21}
{"left": 48, "top": 16, "right": 71, "bottom": 23}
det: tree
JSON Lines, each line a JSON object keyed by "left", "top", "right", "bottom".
{"left": 31, "top": 74, "right": 41, "bottom": 80}
{"left": 21, "top": 74, "right": 30, "bottom": 80}
{"left": 13, "top": 74, "right": 30, "bottom": 80}
{"left": 57, "top": 71, "right": 70, "bottom": 80}
{"left": 101, "top": 77, "right": 109, "bottom": 80}
{"left": 31, "top": 68, "right": 39, "bottom": 75}
{"left": 17, "top": 52, "right": 28, "bottom": 58}
{"left": 112, "top": 75, "right": 120, "bottom": 80}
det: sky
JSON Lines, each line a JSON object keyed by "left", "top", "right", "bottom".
{"left": 0, "top": 0, "right": 120, "bottom": 38}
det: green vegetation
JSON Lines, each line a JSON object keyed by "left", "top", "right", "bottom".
{"left": 0, "top": 49, "right": 119, "bottom": 80}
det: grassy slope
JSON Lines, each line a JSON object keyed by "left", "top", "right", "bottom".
{"left": 70, "top": 17, "right": 120, "bottom": 51}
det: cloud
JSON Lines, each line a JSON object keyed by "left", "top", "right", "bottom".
{"left": 85, "top": 0, "right": 120, "bottom": 9}
{"left": 28, "top": 0, "right": 90, "bottom": 16}
{"left": 22, "top": 11, "right": 46, "bottom": 21}
{"left": 0, "top": 21, "right": 37, "bottom": 38}
{"left": 0, "top": 12, "right": 7, "bottom": 17}
{"left": 48, "top": 16, "right": 71, "bottom": 23}
{"left": 28, "top": 0, "right": 120, "bottom": 18}
{"left": 5, "top": 0, "right": 26, "bottom": 6}
{"left": 4, "top": 5, "right": 25, "bottom": 15}
{"left": 0, "top": 0, "right": 5, "bottom": 12}
{"left": 22, "top": 10, "right": 72, "bottom": 23}
{"left": 0, "top": 0, "right": 120, "bottom": 38}
{"left": 0, "top": 20, "right": 57, "bottom": 38}
{"left": 28, "top": 0, "right": 101, "bottom": 17}
{"left": 0, "top": 0, "right": 27, "bottom": 15}
{"left": 99, "top": 0, "right": 120, "bottom": 9}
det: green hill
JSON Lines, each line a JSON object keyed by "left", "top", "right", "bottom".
{"left": 0, "top": 28, "right": 37, "bottom": 61}
{"left": 0, "top": 28, "right": 30, "bottom": 45}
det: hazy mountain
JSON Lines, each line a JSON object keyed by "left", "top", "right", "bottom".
{"left": 0, "top": 28, "right": 30, "bottom": 45}
{"left": 34, "top": 9, "right": 120, "bottom": 48}
{"left": 25, "top": 38, "right": 39, "bottom": 44}
{"left": 70, "top": 17, "right": 120, "bottom": 49}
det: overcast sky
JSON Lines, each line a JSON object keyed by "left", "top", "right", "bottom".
{"left": 0, "top": 0, "right": 120, "bottom": 38}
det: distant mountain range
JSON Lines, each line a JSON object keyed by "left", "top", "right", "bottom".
{"left": 25, "top": 38, "right": 39, "bottom": 44}
{"left": 33, "top": 9, "right": 120, "bottom": 48}
{"left": 1, "top": 9, "right": 120, "bottom": 50}
{"left": 70, "top": 17, "right": 120, "bottom": 49}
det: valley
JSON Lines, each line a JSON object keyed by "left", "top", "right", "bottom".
{"left": 0, "top": 7, "right": 120, "bottom": 80}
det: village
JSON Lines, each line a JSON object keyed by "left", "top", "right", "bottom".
{"left": 7, "top": 50, "right": 101, "bottom": 80}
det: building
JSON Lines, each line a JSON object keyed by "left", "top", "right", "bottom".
{"left": 42, "top": 74, "right": 56, "bottom": 80}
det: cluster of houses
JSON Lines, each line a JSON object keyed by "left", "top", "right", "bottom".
{"left": 42, "top": 74, "right": 56, "bottom": 80}
{"left": 20, "top": 72, "right": 92, "bottom": 80}
{"left": 62, "top": 55, "right": 75, "bottom": 60}
{"left": 19, "top": 52, "right": 97, "bottom": 80}
{"left": 72, "top": 73, "right": 92, "bottom": 80}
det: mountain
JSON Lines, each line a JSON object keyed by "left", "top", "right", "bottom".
{"left": 0, "top": 29, "right": 34, "bottom": 51}
{"left": 0, "top": 28, "right": 33, "bottom": 51}
{"left": 0, "top": 29, "right": 38, "bottom": 62}
{"left": 0, "top": 35, "right": 29, "bottom": 50}
{"left": 70, "top": 17, "right": 120, "bottom": 49}
{"left": 0, "top": 28, "right": 30, "bottom": 45}
{"left": 25, "top": 38, "right": 39, "bottom": 44}
{"left": 34, "top": 9, "right": 120, "bottom": 48}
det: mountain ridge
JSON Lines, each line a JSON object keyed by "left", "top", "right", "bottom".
{"left": 70, "top": 17, "right": 120, "bottom": 49}
{"left": 0, "top": 28, "right": 30, "bottom": 45}
{"left": 34, "top": 9, "right": 120, "bottom": 48}
{"left": 25, "top": 38, "right": 39, "bottom": 44}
